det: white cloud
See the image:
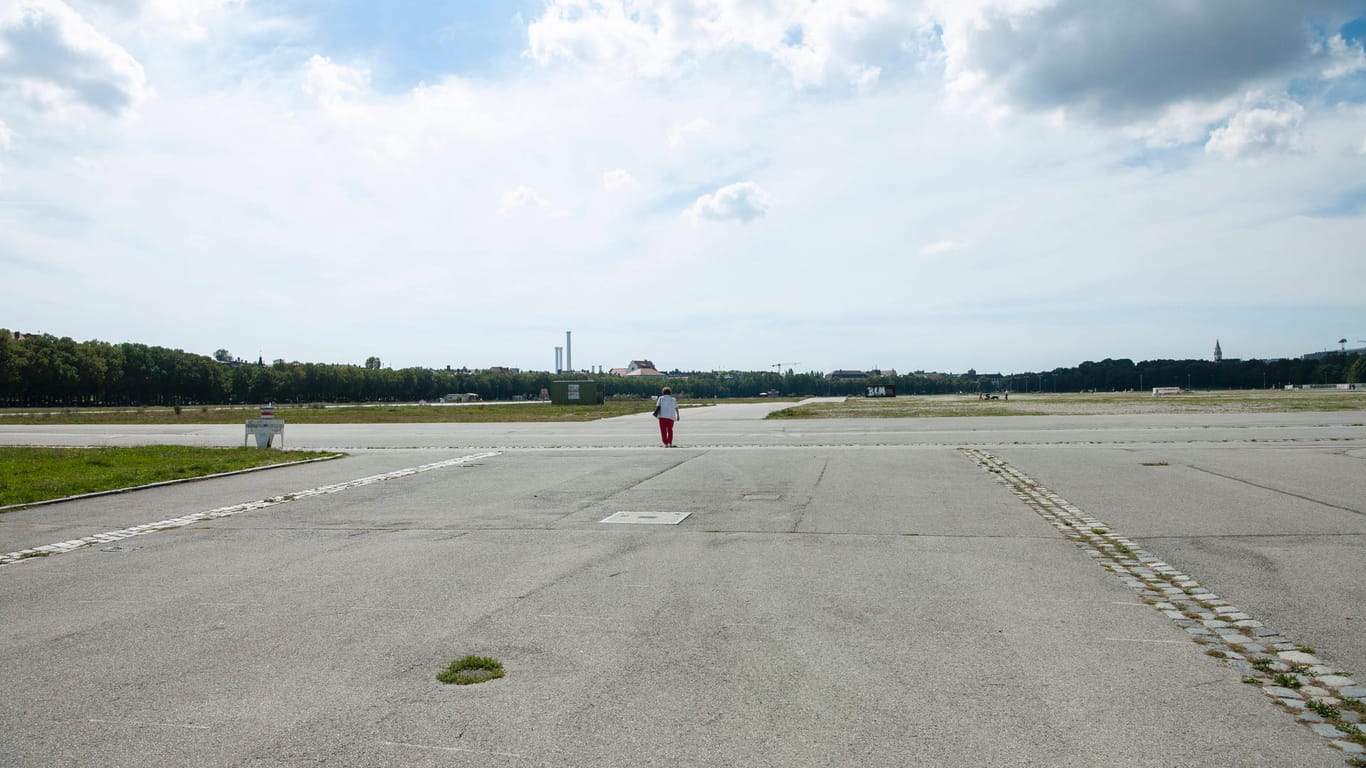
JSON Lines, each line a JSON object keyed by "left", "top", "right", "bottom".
{"left": 603, "top": 168, "right": 640, "bottom": 191}
{"left": 499, "top": 185, "right": 550, "bottom": 215}
{"left": 1323, "top": 34, "right": 1366, "bottom": 79}
{"left": 919, "top": 239, "right": 967, "bottom": 255}
{"left": 0, "top": 0, "right": 149, "bottom": 119}
{"left": 526, "top": 0, "right": 926, "bottom": 88}
{"left": 303, "top": 53, "right": 370, "bottom": 108}
{"left": 0, "top": 118, "right": 12, "bottom": 149}
{"left": 684, "top": 181, "right": 770, "bottom": 223}
{"left": 1124, "top": 96, "right": 1243, "bottom": 148}
{"left": 668, "top": 116, "right": 711, "bottom": 148}
{"left": 1205, "top": 101, "right": 1306, "bottom": 160}
{"left": 123, "top": 0, "right": 242, "bottom": 40}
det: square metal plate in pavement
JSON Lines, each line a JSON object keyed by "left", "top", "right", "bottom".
{"left": 600, "top": 511, "right": 691, "bottom": 525}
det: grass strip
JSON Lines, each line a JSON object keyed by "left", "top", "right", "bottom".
{"left": 768, "top": 390, "right": 1366, "bottom": 419}
{"left": 0, "top": 401, "right": 664, "bottom": 425}
{"left": 0, "top": 398, "right": 754, "bottom": 426}
{"left": 0, "top": 446, "right": 337, "bottom": 508}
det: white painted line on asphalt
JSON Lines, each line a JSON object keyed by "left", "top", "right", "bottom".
{"left": 0, "top": 451, "right": 501, "bottom": 568}
{"left": 601, "top": 510, "right": 690, "bottom": 525}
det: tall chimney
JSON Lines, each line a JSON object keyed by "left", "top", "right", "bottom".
{"left": 566, "top": 331, "right": 572, "bottom": 373}
{"left": 554, "top": 346, "right": 563, "bottom": 374}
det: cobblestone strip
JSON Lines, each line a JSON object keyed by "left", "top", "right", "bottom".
{"left": 961, "top": 447, "right": 1366, "bottom": 763}
{"left": 1, "top": 451, "right": 501, "bottom": 569}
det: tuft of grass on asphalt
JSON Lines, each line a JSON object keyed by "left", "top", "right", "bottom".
{"left": 437, "top": 655, "right": 505, "bottom": 685}
{"left": 0, "top": 446, "right": 337, "bottom": 508}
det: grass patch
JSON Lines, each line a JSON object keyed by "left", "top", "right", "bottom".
{"left": 0, "top": 399, "right": 748, "bottom": 425}
{"left": 0, "top": 446, "right": 337, "bottom": 508}
{"left": 437, "top": 655, "right": 505, "bottom": 685}
{"left": 765, "top": 389, "right": 1366, "bottom": 419}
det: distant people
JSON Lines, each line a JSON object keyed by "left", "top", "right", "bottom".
{"left": 655, "top": 386, "right": 679, "bottom": 447}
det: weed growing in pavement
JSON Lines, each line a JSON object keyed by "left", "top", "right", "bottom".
{"left": 1251, "top": 657, "right": 1275, "bottom": 672}
{"left": 1273, "top": 673, "right": 1303, "bottom": 689}
{"left": 1308, "top": 700, "right": 1341, "bottom": 719}
{"left": 1205, "top": 649, "right": 1227, "bottom": 658}
{"left": 1242, "top": 677, "right": 1263, "bottom": 685}
{"left": 437, "top": 655, "right": 505, "bottom": 685}
{"left": 16, "top": 551, "right": 51, "bottom": 560}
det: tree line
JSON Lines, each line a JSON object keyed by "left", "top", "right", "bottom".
{"left": 1, "top": 329, "right": 1362, "bottom": 408}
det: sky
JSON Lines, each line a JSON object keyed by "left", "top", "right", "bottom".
{"left": 2, "top": 0, "right": 1365, "bottom": 376}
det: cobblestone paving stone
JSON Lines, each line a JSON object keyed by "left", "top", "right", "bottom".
{"left": 0, "top": 451, "right": 501, "bottom": 568}
{"left": 962, "top": 447, "right": 1366, "bottom": 764}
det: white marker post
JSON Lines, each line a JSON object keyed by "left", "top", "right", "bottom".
{"left": 245, "top": 403, "right": 284, "bottom": 448}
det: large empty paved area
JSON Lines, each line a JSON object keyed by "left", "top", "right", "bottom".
{"left": 2, "top": 405, "right": 1364, "bottom": 766}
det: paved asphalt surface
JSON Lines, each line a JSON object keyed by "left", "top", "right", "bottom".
{"left": 1, "top": 402, "right": 1364, "bottom": 766}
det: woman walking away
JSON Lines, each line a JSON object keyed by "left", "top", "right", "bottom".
{"left": 655, "top": 386, "right": 679, "bottom": 447}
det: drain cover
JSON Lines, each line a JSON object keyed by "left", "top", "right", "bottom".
{"left": 601, "top": 511, "right": 691, "bottom": 525}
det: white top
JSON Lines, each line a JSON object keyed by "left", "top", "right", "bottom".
{"left": 656, "top": 394, "right": 679, "bottom": 420}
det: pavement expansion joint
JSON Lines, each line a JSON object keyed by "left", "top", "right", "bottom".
{"left": 961, "top": 447, "right": 1366, "bottom": 761}
{"left": 0, "top": 451, "right": 501, "bottom": 568}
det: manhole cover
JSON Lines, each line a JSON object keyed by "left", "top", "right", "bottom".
{"left": 601, "top": 511, "right": 691, "bottom": 525}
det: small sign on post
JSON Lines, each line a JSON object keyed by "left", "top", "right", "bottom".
{"left": 245, "top": 403, "right": 284, "bottom": 448}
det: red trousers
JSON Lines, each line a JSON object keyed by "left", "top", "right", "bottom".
{"left": 657, "top": 417, "right": 675, "bottom": 446}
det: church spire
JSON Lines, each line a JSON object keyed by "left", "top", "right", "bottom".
{"left": 1214, "top": 340, "right": 1223, "bottom": 362}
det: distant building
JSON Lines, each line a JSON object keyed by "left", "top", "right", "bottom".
{"left": 1214, "top": 340, "right": 1223, "bottom": 362}
{"left": 1303, "top": 347, "right": 1366, "bottom": 360}
{"left": 609, "top": 359, "right": 665, "bottom": 377}
{"left": 827, "top": 369, "right": 898, "bottom": 380}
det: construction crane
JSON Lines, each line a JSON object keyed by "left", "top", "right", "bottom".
{"left": 772, "top": 362, "right": 801, "bottom": 373}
